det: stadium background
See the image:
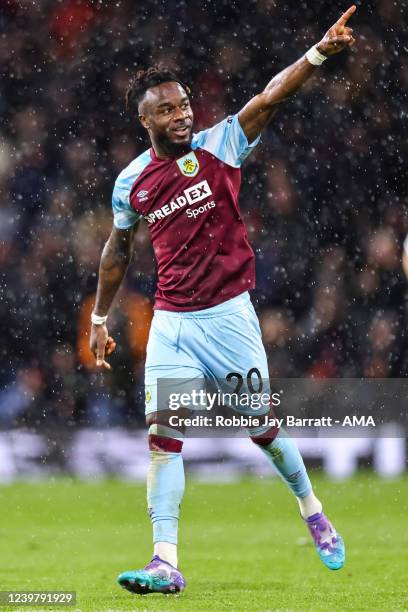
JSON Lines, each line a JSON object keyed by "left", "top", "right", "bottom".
{"left": 0, "top": 0, "right": 407, "bottom": 480}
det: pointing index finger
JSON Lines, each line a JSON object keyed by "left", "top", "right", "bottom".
{"left": 336, "top": 5, "right": 357, "bottom": 27}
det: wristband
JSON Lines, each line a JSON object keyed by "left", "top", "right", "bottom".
{"left": 306, "top": 45, "right": 327, "bottom": 66}
{"left": 91, "top": 312, "right": 108, "bottom": 325}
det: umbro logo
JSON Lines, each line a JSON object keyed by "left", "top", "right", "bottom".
{"left": 137, "top": 189, "right": 149, "bottom": 202}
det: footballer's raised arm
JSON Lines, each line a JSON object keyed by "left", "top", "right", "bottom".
{"left": 238, "top": 5, "right": 356, "bottom": 143}
{"left": 90, "top": 223, "right": 138, "bottom": 369}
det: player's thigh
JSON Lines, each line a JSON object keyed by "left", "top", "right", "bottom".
{"left": 145, "top": 313, "right": 206, "bottom": 417}
{"left": 204, "top": 303, "right": 269, "bottom": 381}
{"left": 199, "top": 303, "right": 271, "bottom": 415}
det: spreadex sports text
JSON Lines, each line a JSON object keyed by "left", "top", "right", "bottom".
{"left": 146, "top": 179, "right": 215, "bottom": 224}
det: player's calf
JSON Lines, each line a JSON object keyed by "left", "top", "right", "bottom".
{"left": 250, "top": 423, "right": 345, "bottom": 570}
{"left": 147, "top": 423, "right": 185, "bottom": 567}
{"left": 118, "top": 421, "right": 186, "bottom": 596}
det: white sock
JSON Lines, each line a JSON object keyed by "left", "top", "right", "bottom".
{"left": 297, "top": 490, "right": 323, "bottom": 519}
{"left": 154, "top": 542, "right": 178, "bottom": 568}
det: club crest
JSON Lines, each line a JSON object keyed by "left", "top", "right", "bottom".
{"left": 176, "top": 152, "right": 200, "bottom": 177}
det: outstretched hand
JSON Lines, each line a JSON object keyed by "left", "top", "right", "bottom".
{"left": 317, "top": 5, "right": 356, "bottom": 56}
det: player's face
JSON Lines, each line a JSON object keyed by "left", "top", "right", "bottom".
{"left": 139, "top": 82, "right": 194, "bottom": 156}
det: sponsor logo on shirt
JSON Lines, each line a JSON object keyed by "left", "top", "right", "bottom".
{"left": 186, "top": 200, "right": 216, "bottom": 219}
{"left": 176, "top": 151, "right": 200, "bottom": 177}
{"left": 146, "top": 180, "right": 213, "bottom": 225}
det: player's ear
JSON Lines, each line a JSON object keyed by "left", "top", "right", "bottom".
{"left": 139, "top": 114, "right": 150, "bottom": 130}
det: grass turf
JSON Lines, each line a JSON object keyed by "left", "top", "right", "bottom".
{"left": 0, "top": 473, "right": 407, "bottom": 611}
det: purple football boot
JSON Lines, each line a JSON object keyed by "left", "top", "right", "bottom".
{"left": 117, "top": 555, "right": 186, "bottom": 595}
{"left": 305, "top": 512, "right": 345, "bottom": 570}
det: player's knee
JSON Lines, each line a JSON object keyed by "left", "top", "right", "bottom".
{"left": 250, "top": 425, "right": 280, "bottom": 447}
{"left": 147, "top": 423, "right": 184, "bottom": 453}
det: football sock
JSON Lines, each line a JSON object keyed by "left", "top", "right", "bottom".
{"left": 253, "top": 429, "right": 312, "bottom": 498}
{"left": 154, "top": 541, "right": 178, "bottom": 568}
{"left": 147, "top": 426, "right": 185, "bottom": 566}
{"left": 147, "top": 449, "right": 184, "bottom": 547}
{"left": 297, "top": 490, "right": 323, "bottom": 519}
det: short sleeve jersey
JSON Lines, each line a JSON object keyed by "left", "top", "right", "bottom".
{"left": 112, "top": 114, "right": 259, "bottom": 311}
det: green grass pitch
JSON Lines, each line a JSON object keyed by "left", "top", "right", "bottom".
{"left": 0, "top": 473, "right": 407, "bottom": 611}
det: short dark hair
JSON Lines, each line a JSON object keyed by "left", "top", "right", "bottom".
{"left": 125, "top": 64, "right": 191, "bottom": 113}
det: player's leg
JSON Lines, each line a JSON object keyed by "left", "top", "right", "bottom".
{"left": 117, "top": 312, "right": 204, "bottom": 595}
{"left": 238, "top": 304, "right": 346, "bottom": 569}
{"left": 235, "top": 301, "right": 345, "bottom": 568}
{"left": 250, "top": 423, "right": 345, "bottom": 570}
{"left": 147, "top": 414, "right": 185, "bottom": 568}
{"left": 118, "top": 411, "right": 187, "bottom": 595}
{"left": 190, "top": 293, "right": 345, "bottom": 570}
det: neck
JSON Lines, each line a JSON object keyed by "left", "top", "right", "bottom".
{"left": 152, "top": 144, "right": 173, "bottom": 160}
{"left": 151, "top": 137, "right": 191, "bottom": 160}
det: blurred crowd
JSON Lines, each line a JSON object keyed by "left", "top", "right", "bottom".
{"left": 1, "top": 0, "right": 408, "bottom": 428}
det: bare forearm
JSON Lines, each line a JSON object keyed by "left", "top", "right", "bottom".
{"left": 238, "top": 55, "right": 316, "bottom": 141}
{"left": 238, "top": 5, "right": 356, "bottom": 142}
{"left": 93, "top": 227, "right": 135, "bottom": 316}
{"left": 262, "top": 56, "right": 316, "bottom": 105}
{"left": 93, "top": 246, "right": 129, "bottom": 315}
{"left": 89, "top": 225, "right": 136, "bottom": 370}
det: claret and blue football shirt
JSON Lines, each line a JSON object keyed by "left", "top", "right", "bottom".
{"left": 112, "top": 114, "right": 260, "bottom": 311}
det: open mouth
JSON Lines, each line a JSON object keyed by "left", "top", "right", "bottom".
{"left": 172, "top": 125, "right": 190, "bottom": 137}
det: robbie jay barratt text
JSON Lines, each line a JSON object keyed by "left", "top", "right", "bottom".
{"left": 167, "top": 415, "right": 376, "bottom": 428}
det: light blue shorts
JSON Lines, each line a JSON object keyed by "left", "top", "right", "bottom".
{"left": 144, "top": 292, "right": 270, "bottom": 416}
